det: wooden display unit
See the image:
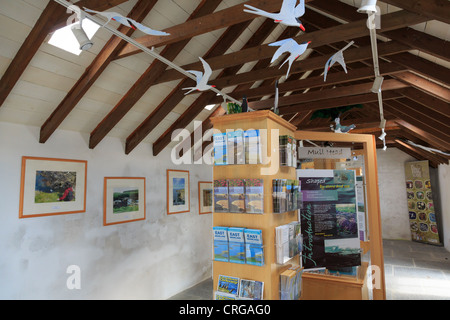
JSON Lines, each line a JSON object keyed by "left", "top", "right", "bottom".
{"left": 295, "top": 129, "right": 385, "bottom": 301}
{"left": 301, "top": 262, "right": 370, "bottom": 300}
{"left": 211, "top": 110, "right": 299, "bottom": 300}
{"left": 211, "top": 110, "right": 386, "bottom": 300}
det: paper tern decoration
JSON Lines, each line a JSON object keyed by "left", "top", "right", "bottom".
{"left": 183, "top": 57, "right": 216, "bottom": 95}
{"left": 84, "top": 8, "right": 170, "bottom": 36}
{"left": 269, "top": 39, "right": 310, "bottom": 79}
{"left": 244, "top": 0, "right": 306, "bottom": 31}
{"left": 324, "top": 41, "right": 354, "bottom": 82}
{"left": 406, "top": 140, "right": 450, "bottom": 157}
{"left": 334, "top": 117, "right": 355, "bottom": 134}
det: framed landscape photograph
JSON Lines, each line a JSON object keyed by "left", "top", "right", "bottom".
{"left": 198, "top": 181, "right": 213, "bottom": 215}
{"left": 167, "top": 169, "right": 190, "bottom": 215}
{"left": 19, "top": 156, "right": 87, "bottom": 219}
{"left": 103, "top": 177, "right": 146, "bottom": 226}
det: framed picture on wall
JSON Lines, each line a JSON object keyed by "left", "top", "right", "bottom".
{"left": 19, "top": 156, "right": 87, "bottom": 219}
{"left": 167, "top": 169, "right": 190, "bottom": 215}
{"left": 198, "top": 181, "right": 213, "bottom": 215}
{"left": 103, "top": 177, "right": 146, "bottom": 226}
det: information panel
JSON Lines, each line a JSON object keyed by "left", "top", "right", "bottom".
{"left": 298, "top": 169, "right": 361, "bottom": 270}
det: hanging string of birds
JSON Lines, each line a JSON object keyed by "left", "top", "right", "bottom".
{"left": 82, "top": 0, "right": 356, "bottom": 131}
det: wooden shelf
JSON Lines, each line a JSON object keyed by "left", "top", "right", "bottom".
{"left": 212, "top": 110, "right": 298, "bottom": 300}
{"left": 301, "top": 262, "right": 370, "bottom": 300}
{"left": 212, "top": 111, "right": 385, "bottom": 300}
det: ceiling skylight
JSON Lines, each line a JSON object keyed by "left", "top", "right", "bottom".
{"left": 48, "top": 19, "right": 100, "bottom": 55}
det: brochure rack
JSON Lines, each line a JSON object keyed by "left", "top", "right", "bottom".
{"left": 211, "top": 111, "right": 386, "bottom": 300}
{"left": 211, "top": 110, "right": 299, "bottom": 300}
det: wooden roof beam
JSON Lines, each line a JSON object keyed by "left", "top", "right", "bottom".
{"left": 380, "top": 0, "right": 450, "bottom": 25}
{"left": 395, "top": 120, "right": 450, "bottom": 153}
{"left": 308, "top": 0, "right": 450, "bottom": 85}
{"left": 395, "top": 98, "right": 450, "bottom": 127}
{"left": 399, "top": 87, "right": 450, "bottom": 116}
{"left": 252, "top": 79, "right": 408, "bottom": 112}
{"left": 149, "top": 19, "right": 290, "bottom": 157}
{"left": 115, "top": 0, "right": 296, "bottom": 59}
{"left": 395, "top": 139, "right": 447, "bottom": 166}
{"left": 39, "top": 0, "right": 157, "bottom": 144}
{"left": 173, "top": 20, "right": 289, "bottom": 158}
{"left": 278, "top": 91, "right": 403, "bottom": 116}
{"left": 88, "top": 0, "right": 224, "bottom": 149}
{"left": 393, "top": 73, "right": 450, "bottom": 103}
{"left": 384, "top": 105, "right": 450, "bottom": 151}
{"left": 211, "top": 41, "right": 409, "bottom": 90}
{"left": 211, "top": 62, "right": 406, "bottom": 104}
{"left": 382, "top": 28, "right": 450, "bottom": 63}
{"left": 394, "top": 143, "right": 438, "bottom": 168}
{"left": 0, "top": 0, "right": 128, "bottom": 109}
{"left": 123, "top": 19, "right": 253, "bottom": 154}
{"left": 150, "top": 9, "right": 424, "bottom": 86}
{"left": 386, "top": 100, "right": 450, "bottom": 139}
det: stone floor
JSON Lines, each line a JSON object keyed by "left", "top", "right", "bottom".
{"left": 383, "top": 239, "right": 450, "bottom": 300}
{"left": 168, "top": 239, "right": 450, "bottom": 300}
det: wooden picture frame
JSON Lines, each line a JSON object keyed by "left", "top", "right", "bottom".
{"left": 167, "top": 169, "right": 190, "bottom": 215}
{"left": 103, "top": 177, "right": 146, "bottom": 226}
{"left": 19, "top": 156, "right": 87, "bottom": 219}
{"left": 198, "top": 181, "right": 213, "bottom": 215}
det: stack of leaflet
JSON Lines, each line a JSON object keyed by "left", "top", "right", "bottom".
{"left": 214, "top": 180, "right": 229, "bottom": 213}
{"left": 280, "top": 266, "right": 303, "bottom": 300}
{"left": 279, "top": 135, "right": 297, "bottom": 168}
{"left": 227, "top": 130, "right": 245, "bottom": 165}
{"left": 213, "top": 132, "right": 227, "bottom": 166}
{"left": 275, "top": 221, "right": 302, "bottom": 264}
{"left": 228, "top": 227, "right": 246, "bottom": 264}
{"left": 213, "top": 178, "right": 264, "bottom": 214}
{"left": 244, "top": 229, "right": 264, "bottom": 266}
{"left": 213, "top": 226, "right": 264, "bottom": 266}
{"left": 272, "top": 179, "right": 301, "bottom": 213}
{"left": 244, "top": 179, "right": 264, "bottom": 214}
{"left": 213, "top": 129, "right": 262, "bottom": 166}
{"left": 213, "top": 226, "right": 229, "bottom": 262}
{"left": 228, "top": 179, "right": 245, "bottom": 213}
{"left": 244, "top": 129, "right": 262, "bottom": 164}
{"left": 215, "top": 275, "right": 264, "bottom": 300}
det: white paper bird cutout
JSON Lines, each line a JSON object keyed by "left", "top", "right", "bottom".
{"left": 183, "top": 57, "right": 216, "bottom": 95}
{"left": 244, "top": 0, "right": 306, "bottom": 31}
{"left": 269, "top": 39, "right": 310, "bottom": 79}
{"left": 84, "top": 8, "right": 170, "bottom": 36}
{"left": 324, "top": 41, "right": 354, "bottom": 82}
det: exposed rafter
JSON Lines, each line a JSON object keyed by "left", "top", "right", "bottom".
{"left": 40, "top": 0, "right": 157, "bottom": 144}
{"left": 0, "top": 0, "right": 448, "bottom": 164}
{"left": 0, "top": 0, "right": 128, "bottom": 109}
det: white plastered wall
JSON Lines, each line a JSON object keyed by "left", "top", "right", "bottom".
{"left": 0, "top": 122, "right": 212, "bottom": 299}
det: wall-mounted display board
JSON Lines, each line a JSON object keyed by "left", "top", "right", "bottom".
{"left": 404, "top": 160, "right": 441, "bottom": 245}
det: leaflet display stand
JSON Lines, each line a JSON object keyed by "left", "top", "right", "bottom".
{"left": 295, "top": 129, "right": 385, "bottom": 301}
{"left": 211, "top": 111, "right": 385, "bottom": 300}
{"left": 211, "top": 110, "right": 299, "bottom": 300}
